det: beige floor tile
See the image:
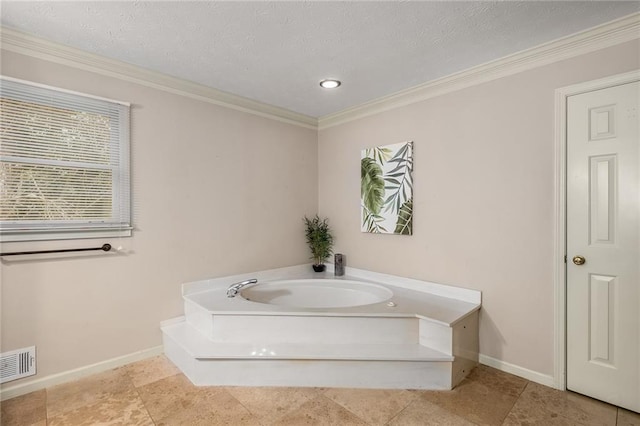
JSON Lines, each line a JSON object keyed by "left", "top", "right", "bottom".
{"left": 136, "top": 373, "right": 214, "bottom": 422}
{"left": 46, "top": 367, "right": 134, "bottom": 418}
{"left": 47, "top": 388, "right": 153, "bottom": 426}
{"left": 388, "top": 398, "right": 477, "bottom": 426}
{"left": 418, "top": 377, "right": 519, "bottom": 425}
{"left": 515, "top": 382, "right": 617, "bottom": 426}
{"left": 9, "top": 358, "right": 634, "bottom": 426}
{"left": 323, "top": 387, "right": 417, "bottom": 425}
{"left": 226, "top": 386, "right": 322, "bottom": 424}
{"left": 124, "top": 354, "right": 180, "bottom": 388}
{"left": 154, "top": 388, "right": 259, "bottom": 426}
{"left": 465, "top": 365, "right": 528, "bottom": 398}
{"left": 271, "top": 394, "right": 368, "bottom": 426}
{"left": 503, "top": 394, "right": 588, "bottom": 426}
{"left": 617, "top": 408, "right": 640, "bottom": 426}
{"left": 0, "top": 389, "right": 47, "bottom": 426}
{"left": 0, "top": 421, "right": 47, "bottom": 426}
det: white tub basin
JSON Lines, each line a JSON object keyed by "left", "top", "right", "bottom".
{"left": 240, "top": 279, "right": 393, "bottom": 309}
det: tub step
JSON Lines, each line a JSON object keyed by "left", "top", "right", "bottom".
{"left": 163, "top": 320, "right": 453, "bottom": 362}
{"left": 163, "top": 319, "right": 470, "bottom": 389}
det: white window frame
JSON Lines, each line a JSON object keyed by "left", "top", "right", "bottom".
{"left": 0, "top": 76, "right": 132, "bottom": 242}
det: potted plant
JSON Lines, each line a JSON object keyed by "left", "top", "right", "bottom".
{"left": 303, "top": 215, "right": 334, "bottom": 272}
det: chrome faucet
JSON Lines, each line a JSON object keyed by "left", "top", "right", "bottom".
{"left": 227, "top": 278, "right": 258, "bottom": 298}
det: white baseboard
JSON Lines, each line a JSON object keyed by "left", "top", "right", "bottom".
{"left": 479, "top": 354, "right": 557, "bottom": 389}
{"left": 0, "top": 345, "right": 164, "bottom": 401}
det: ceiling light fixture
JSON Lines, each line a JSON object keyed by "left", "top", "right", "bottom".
{"left": 319, "top": 79, "right": 341, "bottom": 89}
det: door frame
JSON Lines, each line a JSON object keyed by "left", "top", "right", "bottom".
{"left": 553, "top": 70, "right": 640, "bottom": 391}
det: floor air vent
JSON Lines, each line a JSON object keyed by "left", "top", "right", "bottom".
{"left": 1, "top": 346, "right": 36, "bottom": 384}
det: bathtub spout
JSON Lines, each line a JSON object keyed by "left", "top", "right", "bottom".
{"left": 227, "top": 279, "right": 258, "bottom": 298}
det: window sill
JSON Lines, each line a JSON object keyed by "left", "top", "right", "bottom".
{"left": 0, "top": 227, "right": 132, "bottom": 243}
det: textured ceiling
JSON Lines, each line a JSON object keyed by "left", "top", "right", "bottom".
{"left": 1, "top": 1, "right": 638, "bottom": 118}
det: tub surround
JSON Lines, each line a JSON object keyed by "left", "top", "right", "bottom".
{"left": 184, "top": 271, "right": 478, "bottom": 324}
{"left": 162, "top": 265, "right": 480, "bottom": 390}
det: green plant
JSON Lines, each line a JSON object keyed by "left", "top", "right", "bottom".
{"left": 303, "top": 215, "right": 334, "bottom": 265}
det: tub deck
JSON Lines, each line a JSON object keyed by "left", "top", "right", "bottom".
{"left": 186, "top": 288, "right": 478, "bottom": 325}
{"left": 184, "top": 266, "right": 480, "bottom": 326}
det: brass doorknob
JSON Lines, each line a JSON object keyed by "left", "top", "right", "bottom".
{"left": 572, "top": 255, "right": 586, "bottom": 265}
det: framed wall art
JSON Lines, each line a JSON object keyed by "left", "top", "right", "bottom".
{"left": 361, "top": 141, "right": 413, "bottom": 235}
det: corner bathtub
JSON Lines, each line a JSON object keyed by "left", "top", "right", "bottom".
{"left": 162, "top": 265, "right": 481, "bottom": 390}
{"left": 240, "top": 279, "right": 393, "bottom": 308}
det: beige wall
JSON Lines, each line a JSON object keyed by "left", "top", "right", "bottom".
{"left": 318, "top": 41, "right": 639, "bottom": 376}
{"left": 0, "top": 50, "right": 318, "bottom": 387}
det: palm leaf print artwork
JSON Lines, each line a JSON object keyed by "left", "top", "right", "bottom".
{"left": 361, "top": 141, "right": 413, "bottom": 235}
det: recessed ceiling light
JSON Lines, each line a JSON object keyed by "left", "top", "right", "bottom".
{"left": 319, "top": 79, "right": 341, "bottom": 89}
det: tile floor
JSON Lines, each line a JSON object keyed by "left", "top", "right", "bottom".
{"left": 1, "top": 355, "right": 638, "bottom": 426}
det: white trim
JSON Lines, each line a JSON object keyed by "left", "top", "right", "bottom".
{"left": 319, "top": 12, "right": 640, "bottom": 129}
{"left": 479, "top": 354, "right": 556, "bottom": 389}
{"left": 553, "top": 83, "right": 568, "bottom": 392}
{"left": 553, "top": 70, "right": 640, "bottom": 392}
{"left": 0, "top": 28, "right": 317, "bottom": 130}
{"left": 0, "top": 228, "right": 132, "bottom": 243}
{"left": 0, "top": 345, "right": 163, "bottom": 401}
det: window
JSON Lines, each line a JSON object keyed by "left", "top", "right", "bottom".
{"left": 0, "top": 77, "right": 131, "bottom": 242}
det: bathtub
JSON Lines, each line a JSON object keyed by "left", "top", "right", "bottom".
{"left": 240, "top": 279, "right": 393, "bottom": 308}
{"left": 162, "top": 264, "right": 481, "bottom": 390}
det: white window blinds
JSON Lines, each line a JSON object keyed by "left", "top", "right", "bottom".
{"left": 0, "top": 76, "right": 131, "bottom": 241}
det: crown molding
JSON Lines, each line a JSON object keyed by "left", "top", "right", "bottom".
{"left": 0, "top": 27, "right": 318, "bottom": 130}
{"left": 318, "top": 12, "right": 640, "bottom": 130}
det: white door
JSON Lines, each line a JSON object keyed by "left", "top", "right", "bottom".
{"left": 567, "top": 81, "right": 639, "bottom": 412}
